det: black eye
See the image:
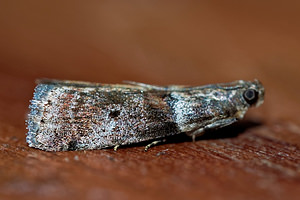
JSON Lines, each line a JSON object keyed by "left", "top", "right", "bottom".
{"left": 243, "top": 89, "right": 258, "bottom": 105}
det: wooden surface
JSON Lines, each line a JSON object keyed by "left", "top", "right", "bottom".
{"left": 0, "top": 1, "right": 300, "bottom": 200}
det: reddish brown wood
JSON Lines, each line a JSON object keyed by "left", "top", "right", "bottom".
{"left": 0, "top": 1, "right": 300, "bottom": 200}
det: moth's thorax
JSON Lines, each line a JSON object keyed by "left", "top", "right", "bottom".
{"left": 170, "top": 89, "right": 238, "bottom": 132}
{"left": 170, "top": 80, "right": 265, "bottom": 133}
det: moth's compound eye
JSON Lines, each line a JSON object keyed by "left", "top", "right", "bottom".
{"left": 243, "top": 89, "right": 258, "bottom": 105}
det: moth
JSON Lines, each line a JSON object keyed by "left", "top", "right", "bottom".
{"left": 26, "top": 79, "right": 264, "bottom": 151}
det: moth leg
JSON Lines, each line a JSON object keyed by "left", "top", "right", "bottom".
{"left": 204, "top": 118, "right": 237, "bottom": 131}
{"left": 144, "top": 139, "right": 166, "bottom": 152}
{"left": 187, "top": 118, "right": 237, "bottom": 141}
{"left": 188, "top": 128, "right": 204, "bottom": 142}
{"left": 113, "top": 145, "right": 120, "bottom": 151}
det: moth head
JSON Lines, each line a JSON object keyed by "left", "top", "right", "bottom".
{"left": 224, "top": 79, "right": 264, "bottom": 120}
{"left": 241, "top": 79, "right": 265, "bottom": 108}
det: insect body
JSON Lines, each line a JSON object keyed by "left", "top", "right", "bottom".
{"left": 26, "top": 79, "right": 264, "bottom": 151}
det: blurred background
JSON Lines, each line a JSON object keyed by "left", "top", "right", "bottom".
{"left": 1, "top": 0, "right": 300, "bottom": 126}
{"left": 0, "top": 1, "right": 300, "bottom": 200}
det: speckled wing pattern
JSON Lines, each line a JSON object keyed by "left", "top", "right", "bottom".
{"left": 26, "top": 80, "right": 178, "bottom": 151}
{"left": 26, "top": 79, "right": 264, "bottom": 151}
